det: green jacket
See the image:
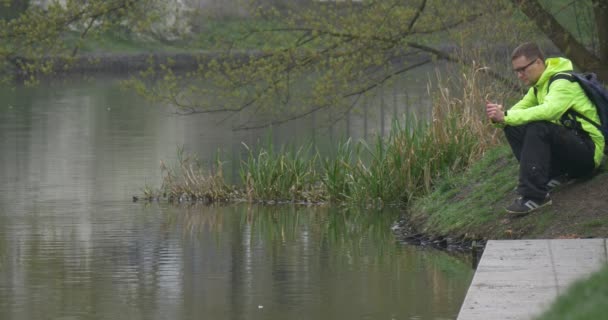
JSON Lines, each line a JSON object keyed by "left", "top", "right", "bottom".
{"left": 505, "top": 57, "right": 605, "bottom": 167}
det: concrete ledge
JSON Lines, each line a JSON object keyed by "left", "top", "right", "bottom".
{"left": 457, "top": 239, "right": 608, "bottom": 320}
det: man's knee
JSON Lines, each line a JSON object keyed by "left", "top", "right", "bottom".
{"left": 504, "top": 124, "right": 525, "bottom": 141}
{"left": 525, "top": 121, "right": 551, "bottom": 131}
{"left": 522, "top": 121, "right": 554, "bottom": 139}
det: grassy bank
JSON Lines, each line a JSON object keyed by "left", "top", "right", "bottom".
{"left": 404, "top": 143, "right": 608, "bottom": 241}
{"left": 406, "top": 145, "right": 518, "bottom": 238}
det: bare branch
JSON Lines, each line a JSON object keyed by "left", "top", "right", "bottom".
{"left": 344, "top": 59, "right": 432, "bottom": 98}
{"left": 406, "top": 42, "right": 524, "bottom": 93}
{"left": 232, "top": 58, "right": 433, "bottom": 131}
{"left": 233, "top": 104, "right": 328, "bottom": 131}
{"left": 407, "top": 0, "right": 427, "bottom": 33}
{"left": 248, "top": 11, "right": 483, "bottom": 45}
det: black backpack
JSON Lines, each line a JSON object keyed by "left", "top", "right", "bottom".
{"left": 545, "top": 71, "right": 608, "bottom": 154}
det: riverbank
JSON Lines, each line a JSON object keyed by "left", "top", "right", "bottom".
{"left": 396, "top": 145, "right": 608, "bottom": 242}
{"left": 400, "top": 144, "right": 608, "bottom": 320}
{"left": 11, "top": 51, "right": 267, "bottom": 77}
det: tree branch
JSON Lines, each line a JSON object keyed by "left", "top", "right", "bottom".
{"left": 71, "top": 15, "right": 98, "bottom": 57}
{"left": 344, "top": 58, "right": 432, "bottom": 98}
{"left": 406, "top": 42, "right": 524, "bottom": 93}
{"left": 233, "top": 104, "right": 329, "bottom": 131}
{"left": 407, "top": 0, "right": 427, "bottom": 33}
{"left": 511, "top": 0, "right": 607, "bottom": 80}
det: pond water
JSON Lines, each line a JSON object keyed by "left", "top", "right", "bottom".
{"left": 0, "top": 74, "right": 473, "bottom": 319}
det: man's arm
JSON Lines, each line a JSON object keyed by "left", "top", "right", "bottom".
{"left": 486, "top": 87, "right": 538, "bottom": 124}
{"left": 510, "top": 87, "right": 537, "bottom": 111}
{"left": 504, "top": 80, "right": 576, "bottom": 126}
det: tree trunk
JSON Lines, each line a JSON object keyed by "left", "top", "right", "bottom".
{"left": 594, "top": 0, "right": 608, "bottom": 64}
{"left": 511, "top": 0, "right": 608, "bottom": 82}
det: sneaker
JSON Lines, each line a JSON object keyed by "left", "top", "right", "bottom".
{"left": 505, "top": 195, "right": 552, "bottom": 215}
{"left": 546, "top": 174, "right": 573, "bottom": 191}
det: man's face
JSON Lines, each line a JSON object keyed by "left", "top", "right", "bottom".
{"left": 512, "top": 56, "right": 544, "bottom": 86}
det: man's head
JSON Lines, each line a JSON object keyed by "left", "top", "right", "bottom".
{"left": 511, "top": 42, "right": 546, "bottom": 86}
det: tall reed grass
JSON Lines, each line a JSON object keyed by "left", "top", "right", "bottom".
{"left": 240, "top": 143, "right": 324, "bottom": 203}
{"left": 155, "top": 146, "right": 234, "bottom": 202}
{"left": 150, "top": 65, "right": 507, "bottom": 206}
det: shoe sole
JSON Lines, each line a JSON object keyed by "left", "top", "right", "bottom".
{"left": 547, "top": 179, "right": 575, "bottom": 192}
{"left": 505, "top": 199, "right": 552, "bottom": 216}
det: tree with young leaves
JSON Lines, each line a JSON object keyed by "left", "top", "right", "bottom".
{"left": 2, "top": 0, "right": 606, "bottom": 130}
{"left": 130, "top": 0, "right": 538, "bottom": 130}
{"left": 0, "top": 0, "right": 171, "bottom": 84}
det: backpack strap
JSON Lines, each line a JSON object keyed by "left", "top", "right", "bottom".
{"left": 535, "top": 72, "right": 573, "bottom": 97}
{"left": 547, "top": 72, "right": 574, "bottom": 94}
{"left": 546, "top": 71, "right": 602, "bottom": 130}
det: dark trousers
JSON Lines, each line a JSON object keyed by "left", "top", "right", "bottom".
{"left": 504, "top": 121, "right": 595, "bottom": 201}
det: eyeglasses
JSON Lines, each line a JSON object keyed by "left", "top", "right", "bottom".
{"left": 513, "top": 58, "right": 538, "bottom": 74}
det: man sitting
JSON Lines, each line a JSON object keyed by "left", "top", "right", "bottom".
{"left": 485, "top": 42, "right": 604, "bottom": 214}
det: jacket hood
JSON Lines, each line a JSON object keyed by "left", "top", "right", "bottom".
{"left": 534, "top": 57, "right": 574, "bottom": 87}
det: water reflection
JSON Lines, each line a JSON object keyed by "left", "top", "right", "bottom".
{"left": 158, "top": 204, "right": 473, "bottom": 320}
{"left": 0, "top": 202, "right": 474, "bottom": 320}
{"left": 0, "top": 73, "right": 470, "bottom": 320}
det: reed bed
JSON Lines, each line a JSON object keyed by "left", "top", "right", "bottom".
{"left": 154, "top": 147, "right": 234, "bottom": 203}
{"left": 240, "top": 143, "right": 325, "bottom": 203}
{"left": 148, "top": 66, "right": 507, "bottom": 207}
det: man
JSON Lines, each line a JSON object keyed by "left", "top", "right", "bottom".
{"left": 486, "top": 42, "right": 604, "bottom": 214}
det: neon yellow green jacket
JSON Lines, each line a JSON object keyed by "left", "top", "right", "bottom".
{"left": 505, "top": 57, "right": 605, "bottom": 167}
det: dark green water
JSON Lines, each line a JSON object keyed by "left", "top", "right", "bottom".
{"left": 0, "top": 76, "right": 472, "bottom": 319}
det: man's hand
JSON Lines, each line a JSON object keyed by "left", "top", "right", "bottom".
{"left": 485, "top": 100, "right": 505, "bottom": 123}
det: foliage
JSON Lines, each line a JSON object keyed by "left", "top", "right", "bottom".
{"left": 187, "top": 17, "right": 296, "bottom": 50}
{"left": 534, "top": 264, "right": 608, "bottom": 320}
{"left": 2, "top": 0, "right": 607, "bottom": 117}
{"left": 129, "top": 0, "right": 536, "bottom": 130}
{"left": 0, "top": 0, "right": 173, "bottom": 85}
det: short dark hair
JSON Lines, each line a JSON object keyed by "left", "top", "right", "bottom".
{"left": 511, "top": 42, "right": 545, "bottom": 62}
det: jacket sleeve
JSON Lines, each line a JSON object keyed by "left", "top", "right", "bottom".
{"left": 509, "top": 87, "right": 537, "bottom": 111}
{"left": 504, "top": 80, "right": 575, "bottom": 126}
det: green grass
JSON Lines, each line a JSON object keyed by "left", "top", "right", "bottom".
{"left": 535, "top": 264, "right": 608, "bottom": 320}
{"left": 574, "top": 217, "right": 608, "bottom": 236}
{"left": 408, "top": 145, "right": 519, "bottom": 237}
{"left": 580, "top": 219, "right": 605, "bottom": 229}
{"left": 528, "top": 211, "right": 559, "bottom": 236}
{"left": 239, "top": 142, "right": 323, "bottom": 202}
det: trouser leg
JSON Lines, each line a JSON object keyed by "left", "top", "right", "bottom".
{"left": 504, "top": 121, "right": 595, "bottom": 201}
{"left": 549, "top": 125, "right": 596, "bottom": 178}
{"left": 504, "top": 124, "right": 525, "bottom": 162}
